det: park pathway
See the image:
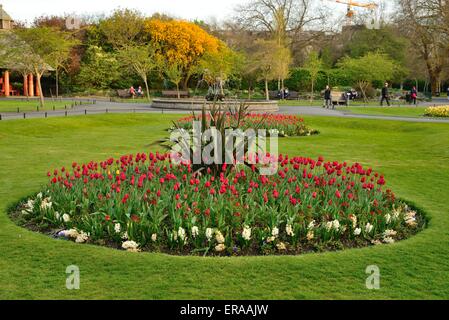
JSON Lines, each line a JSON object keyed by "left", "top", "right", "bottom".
{"left": 1, "top": 98, "right": 449, "bottom": 124}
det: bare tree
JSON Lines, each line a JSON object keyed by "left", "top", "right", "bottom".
{"left": 396, "top": 0, "right": 449, "bottom": 95}
{"left": 235, "top": 0, "right": 328, "bottom": 46}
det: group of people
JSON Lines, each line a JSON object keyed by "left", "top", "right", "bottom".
{"left": 381, "top": 82, "right": 419, "bottom": 106}
{"left": 322, "top": 86, "right": 360, "bottom": 109}
{"left": 277, "top": 88, "right": 290, "bottom": 99}
{"left": 129, "top": 86, "right": 144, "bottom": 98}
{"left": 323, "top": 82, "right": 443, "bottom": 108}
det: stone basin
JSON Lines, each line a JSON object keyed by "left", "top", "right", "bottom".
{"left": 151, "top": 98, "right": 279, "bottom": 113}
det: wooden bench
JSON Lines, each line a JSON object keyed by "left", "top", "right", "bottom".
{"left": 331, "top": 91, "right": 349, "bottom": 106}
{"left": 269, "top": 91, "right": 278, "bottom": 100}
{"left": 286, "top": 91, "right": 299, "bottom": 100}
{"left": 117, "top": 89, "right": 132, "bottom": 98}
{"left": 162, "top": 90, "right": 190, "bottom": 98}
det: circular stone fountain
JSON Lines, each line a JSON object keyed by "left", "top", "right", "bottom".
{"left": 151, "top": 98, "right": 279, "bottom": 112}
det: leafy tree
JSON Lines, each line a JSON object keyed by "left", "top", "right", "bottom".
{"left": 13, "top": 27, "right": 75, "bottom": 108}
{"left": 344, "top": 27, "right": 409, "bottom": 65}
{"left": 337, "top": 52, "right": 397, "bottom": 101}
{"left": 273, "top": 45, "right": 292, "bottom": 95}
{"left": 77, "top": 46, "right": 120, "bottom": 90}
{"left": 117, "top": 45, "right": 160, "bottom": 101}
{"left": 246, "top": 40, "right": 279, "bottom": 101}
{"left": 163, "top": 61, "right": 183, "bottom": 98}
{"left": 99, "top": 9, "right": 145, "bottom": 49}
{"left": 196, "top": 45, "right": 244, "bottom": 95}
{"left": 146, "top": 19, "right": 221, "bottom": 89}
{"left": 302, "top": 51, "right": 323, "bottom": 101}
{"left": 0, "top": 32, "right": 34, "bottom": 98}
{"left": 47, "top": 31, "right": 79, "bottom": 97}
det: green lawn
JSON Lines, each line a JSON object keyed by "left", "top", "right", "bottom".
{"left": 0, "top": 99, "right": 91, "bottom": 113}
{"left": 1, "top": 114, "right": 449, "bottom": 299}
{"left": 338, "top": 106, "right": 428, "bottom": 118}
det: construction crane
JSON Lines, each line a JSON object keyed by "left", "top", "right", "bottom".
{"left": 333, "top": 0, "right": 379, "bottom": 26}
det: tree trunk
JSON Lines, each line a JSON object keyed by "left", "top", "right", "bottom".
{"left": 265, "top": 79, "right": 269, "bottom": 101}
{"left": 359, "top": 82, "right": 368, "bottom": 102}
{"left": 310, "top": 81, "right": 314, "bottom": 103}
{"left": 425, "top": 58, "right": 442, "bottom": 96}
{"left": 430, "top": 73, "right": 439, "bottom": 97}
{"left": 23, "top": 73, "right": 29, "bottom": 101}
{"left": 56, "top": 68, "right": 59, "bottom": 98}
{"left": 176, "top": 84, "right": 180, "bottom": 99}
{"left": 36, "top": 73, "right": 45, "bottom": 108}
{"left": 182, "top": 71, "right": 191, "bottom": 90}
{"left": 143, "top": 76, "right": 151, "bottom": 102}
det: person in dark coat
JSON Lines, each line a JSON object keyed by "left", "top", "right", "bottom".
{"left": 323, "top": 85, "right": 332, "bottom": 109}
{"left": 410, "top": 86, "right": 418, "bottom": 105}
{"left": 381, "top": 82, "right": 391, "bottom": 106}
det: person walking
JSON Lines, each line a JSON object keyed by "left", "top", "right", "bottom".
{"left": 381, "top": 82, "right": 391, "bottom": 106}
{"left": 323, "top": 85, "right": 332, "bottom": 109}
{"left": 410, "top": 86, "right": 418, "bottom": 105}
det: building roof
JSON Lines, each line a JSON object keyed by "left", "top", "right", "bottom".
{"left": 0, "top": 4, "right": 13, "bottom": 22}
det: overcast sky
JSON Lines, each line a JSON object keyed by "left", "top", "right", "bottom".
{"left": 1, "top": 0, "right": 391, "bottom": 24}
{"left": 1, "top": 0, "right": 244, "bottom": 23}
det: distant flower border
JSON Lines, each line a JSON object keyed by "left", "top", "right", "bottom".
{"left": 424, "top": 106, "right": 449, "bottom": 118}
{"left": 175, "top": 114, "right": 319, "bottom": 137}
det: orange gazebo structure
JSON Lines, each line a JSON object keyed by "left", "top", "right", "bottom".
{"left": 0, "top": 4, "right": 40, "bottom": 97}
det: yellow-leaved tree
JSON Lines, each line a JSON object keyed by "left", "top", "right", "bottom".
{"left": 146, "top": 19, "right": 221, "bottom": 89}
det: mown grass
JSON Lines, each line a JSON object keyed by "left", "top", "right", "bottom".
{"left": 0, "top": 114, "right": 449, "bottom": 299}
{"left": 337, "top": 106, "right": 428, "bottom": 118}
{"left": 0, "top": 99, "right": 89, "bottom": 113}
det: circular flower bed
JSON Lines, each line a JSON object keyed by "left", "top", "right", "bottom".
{"left": 175, "top": 114, "right": 318, "bottom": 137}
{"left": 11, "top": 153, "right": 425, "bottom": 256}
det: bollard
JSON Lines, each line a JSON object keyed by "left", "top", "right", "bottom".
{"left": 85, "top": 109, "right": 87, "bottom": 115}
{"left": 65, "top": 111, "right": 67, "bottom": 117}
{"left": 45, "top": 112, "right": 47, "bottom": 118}
{"left": 23, "top": 113, "right": 26, "bottom": 119}
{"left": 106, "top": 108, "right": 108, "bottom": 114}
{"left": 0, "top": 114, "right": 2, "bottom": 120}
{"left": 17, "top": 107, "right": 20, "bottom": 113}
{"left": 65, "top": 105, "right": 67, "bottom": 110}
{"left": 37, "top": 106, "right": 39, "bottom": 112}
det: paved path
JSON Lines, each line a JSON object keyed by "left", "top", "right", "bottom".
{"left": 278, "top": 106, "right": 449, "bottom": 124}
{"left": 1, "top": 99, "right": 449, "bottom": 124}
